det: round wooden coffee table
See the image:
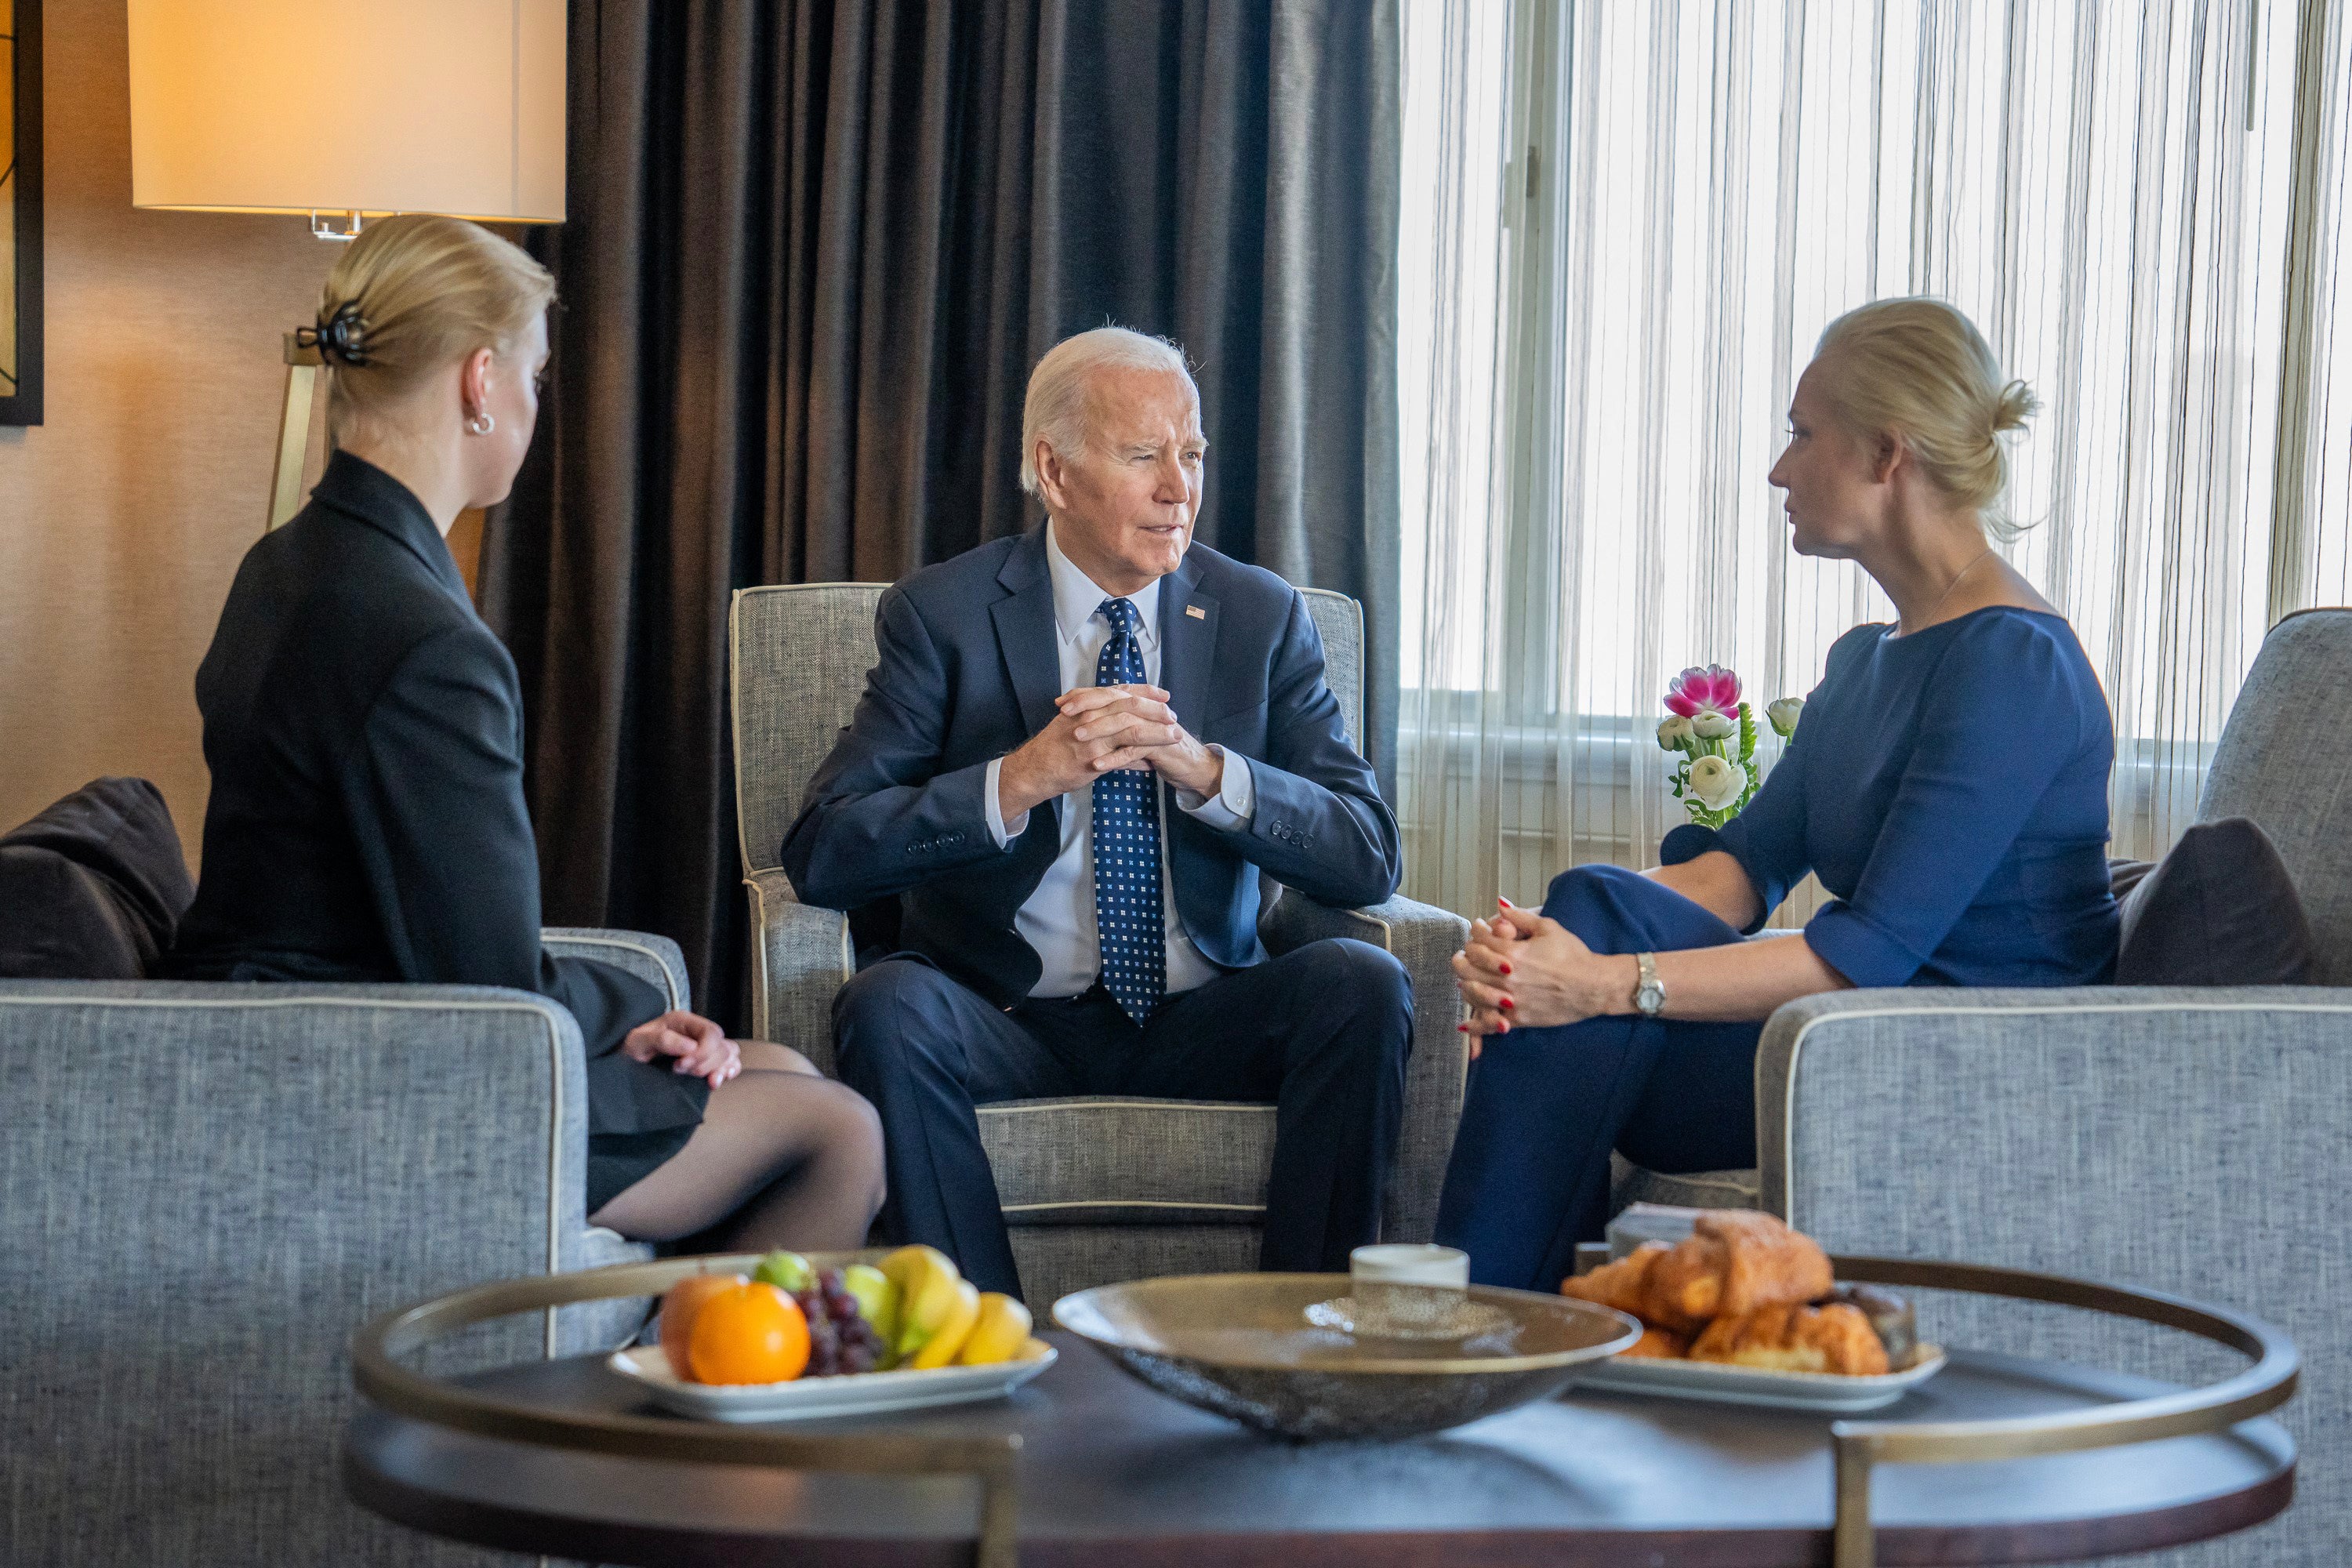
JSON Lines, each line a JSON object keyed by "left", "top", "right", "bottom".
{"left": 342, "top": 1258, "right": 2296, "bottom": 1568}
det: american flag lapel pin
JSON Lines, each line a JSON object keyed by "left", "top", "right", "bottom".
{"left": 1185, "top": 604, "right": 1207, "bottom": 619}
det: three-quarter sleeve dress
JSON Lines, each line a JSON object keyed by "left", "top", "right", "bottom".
{"left": 1436, "top": 606, "right": 2118, "bottom": 1289}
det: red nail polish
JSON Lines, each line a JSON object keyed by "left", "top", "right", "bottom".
{"left": 1457, "top": 1023, "right": 1470, "bottom": 1033}
{"left": 1498, "top": 996, "right": 1515, "bottom": 1011}
{"left": 1499, "top": 962, "right": 1512, "bottom": 975}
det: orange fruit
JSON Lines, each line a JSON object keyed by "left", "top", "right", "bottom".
{"left": 658, "top": 1272, "right": 747, "bottom": 1376}
{"left": 686, "top": 1281, "right": 810, "bottom": 1385}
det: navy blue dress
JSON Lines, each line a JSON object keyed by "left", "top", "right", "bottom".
{"left": 1434, "top": 607, "right": 2118, "bottom": 1289}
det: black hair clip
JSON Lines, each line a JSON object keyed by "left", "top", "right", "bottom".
{"left": 296, "top": 300, "right": 371, "bottom": 367}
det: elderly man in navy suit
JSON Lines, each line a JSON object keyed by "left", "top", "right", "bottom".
{"left": 781, "top": 327, "right": 1411, "bottom": 1298}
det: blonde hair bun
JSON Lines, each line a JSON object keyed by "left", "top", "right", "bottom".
{"left": 308, "top": 214, "right": 555, "bottom": 437}
{"left": 1993, "top": 377, "right": 2039, "bottom": 434}
{"left": 1814, "top": 297, "right": 2034, "bottom": 532}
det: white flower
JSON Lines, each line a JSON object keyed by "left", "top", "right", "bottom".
{"left": 1766, "top": 697, "right": 1805, "bottom": 738}
{"left": 1656, "top": 715, "right": 1695, "bottom": 750}
{"left": 1691, "top": 710, "right": 1737, "bottom": 739}
{"left": 1687, "top": 755, "right": 1748, "bottom": 811}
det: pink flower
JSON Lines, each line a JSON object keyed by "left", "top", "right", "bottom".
{"left": 1664, "top": 664, "right": 1741, "bottom": 717}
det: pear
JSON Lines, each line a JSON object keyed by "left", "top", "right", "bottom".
{"left": 953, "top": 1293, "right": 1033, "bottom": 1366}
{"left": 840, "top": 1263, "right": 900, "bottom": 1348}
{"left": 909, "top": 1279, "right": 983, "bottom": 1370}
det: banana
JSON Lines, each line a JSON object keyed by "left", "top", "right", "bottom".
{"left": 909, "top": 1279, "right": 982, "bottom": 1370}
{"left": 954, "top": 1293, "right": 1033, "bottom": 1366}
{"left": 881, "top": 1245, "right": 967, "bottom": 1364}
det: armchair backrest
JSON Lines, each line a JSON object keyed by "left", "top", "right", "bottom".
{"left": 731, "top": 584, "right": 888, "bottom": 880}
{"left": 1, "top": 980, "right": 587, "bottom": 1566}
{"left": 729, "top": 573, "right": 1364, "bottom": 885}
{"left": 2199, "top": 608, "right": 2352, "bottom": 983}
{"left": 1299, "top": 587, "right": 1365, "bottom": 750}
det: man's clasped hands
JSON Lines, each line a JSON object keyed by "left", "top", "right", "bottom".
{"left": 994, "top": 683, "right": 1225, "bottom": 819}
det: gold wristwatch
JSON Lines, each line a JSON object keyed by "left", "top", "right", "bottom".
{"left": 1633, "top": 952, "right": 1666, "bottom": 1017}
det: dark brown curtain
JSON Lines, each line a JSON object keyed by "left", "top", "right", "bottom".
{"left": 483, "top": 0, "right": 1400, "bottom": 1028}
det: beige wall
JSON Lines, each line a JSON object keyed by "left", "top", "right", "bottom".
{"left": 0, "top": 0, "right": 487, "bottom": 867}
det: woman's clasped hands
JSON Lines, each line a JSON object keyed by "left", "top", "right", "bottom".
{"left": 622, "top": 1009, "right": 743, "bottom": 1087}
{"left": 1451, "top": 899, "right": 1640, "bottom": 1057}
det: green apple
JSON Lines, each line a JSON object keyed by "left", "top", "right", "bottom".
{"left": 752, "top": 1249, "right": 815, "bottom": 1295}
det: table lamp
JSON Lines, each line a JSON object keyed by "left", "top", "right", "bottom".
{"left": 125, "top": 0, "right": 566, "bottom": 529}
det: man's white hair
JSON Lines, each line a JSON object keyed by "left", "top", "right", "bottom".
{"left": 1018, "top": 326, "right": 1200, "bottom": 497}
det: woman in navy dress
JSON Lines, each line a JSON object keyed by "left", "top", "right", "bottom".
{"left": 1435, "top": 299, "right": 2118, "bottom": 1290}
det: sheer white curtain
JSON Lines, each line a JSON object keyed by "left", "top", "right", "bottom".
{"left": 1399, "top": 0, "right": 2352, "bottom": 920}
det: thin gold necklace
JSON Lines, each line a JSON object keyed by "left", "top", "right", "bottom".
{"left": 1901, "top": 545, "right": 1994, "bottom": 636}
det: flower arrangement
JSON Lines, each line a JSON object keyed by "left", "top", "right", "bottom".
{"left": 1657, "top": 664, "right": 1804, "bottom": 829}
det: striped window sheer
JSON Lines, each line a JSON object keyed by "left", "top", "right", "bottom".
{"left": 1398, "top": 0, "right": 2352, "bottom": 920}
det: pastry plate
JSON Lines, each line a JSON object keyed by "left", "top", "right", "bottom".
{"left": 1571, "top": 1345, "right": 1947, "bottom": 1414}
{"left": 604, "top": 1344, "right": 1056, "bottom": 1423}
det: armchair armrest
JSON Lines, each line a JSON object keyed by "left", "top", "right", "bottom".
{"left": 542, "top": 927, "right": 691, "bottom": 1011}
{"left": 1262, "top": 891, "right": 1472, "bottom": 1243}
{"left": 1755, "top": 982, "right": 2352, "bottom": 1468}
{"left": 1758, "top": 982, "right": 2352, "bottom": 1232}
{"left": 746, "top": 868, "right": 854, "bottom": 1073}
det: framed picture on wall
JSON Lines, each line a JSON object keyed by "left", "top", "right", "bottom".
{"left": 1, "top": 0, "right": 41, "bottom": 426}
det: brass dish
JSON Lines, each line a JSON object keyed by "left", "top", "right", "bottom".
{"left": 1052, "top": 1272, "right": 1639, "bottom": 1440}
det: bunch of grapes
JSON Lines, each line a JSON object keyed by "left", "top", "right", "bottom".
{"left": 794, "top": 1268, "right": 885, "bottom": 1376}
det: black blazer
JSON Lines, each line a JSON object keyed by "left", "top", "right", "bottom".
{"left": 167, "top": 452, "right": 699, "bottom": 1138}
{"left": 779, "top": 529, "right": 1403, "bottom": 1007}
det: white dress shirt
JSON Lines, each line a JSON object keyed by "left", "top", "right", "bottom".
{"left": 982, "top": 523, "right": 1257, "bottom": 998}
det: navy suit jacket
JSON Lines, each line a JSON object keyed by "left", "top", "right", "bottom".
{"left": 779, "top": 529, "right": 1403, "bottom": 1007}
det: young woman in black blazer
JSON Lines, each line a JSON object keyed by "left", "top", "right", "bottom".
{"left": 169, "top": 216, "right": 884, "bottom": 1250}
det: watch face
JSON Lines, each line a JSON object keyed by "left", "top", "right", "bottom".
{"left": 1636, "top": 982, "right": 1665, "bottom": 1013}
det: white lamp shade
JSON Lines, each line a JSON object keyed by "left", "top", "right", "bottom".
{"left": 128, "top": 0, "right": 565, "bottom": 223}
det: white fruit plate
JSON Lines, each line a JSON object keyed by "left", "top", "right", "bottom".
{"left": 605, "top": 1344, "right": 1056, "bottom": 1424}
{"left": 1573, "top": 1345, "right": 1947, "bottom": 1414}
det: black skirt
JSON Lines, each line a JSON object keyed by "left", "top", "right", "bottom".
{"left": 587, "top": 1124, "right": 699, "bottom": 1214}
{"left": 583, "top": 1044, "right": 710, "bottom": 1214}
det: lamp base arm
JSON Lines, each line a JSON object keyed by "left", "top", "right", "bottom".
{"left": 269, "top": 336, "right": 322, "bottom": 532}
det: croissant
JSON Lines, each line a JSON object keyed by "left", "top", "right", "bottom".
{"left": 1559, "top": 1241, "right": 1668, "bottom": 1318}
{"left": 1640, "top": 1211, "right": 1834, "bottom": 1334}
{"left": 1620, "top": 1324, "right": 1689, "bottom": 1359}
{"left": 1832, "top": 1283, "right": 1918, "bottom": 1367}
{"left": 1688, "top": 1301, "right": 1889, "bottom": 1376}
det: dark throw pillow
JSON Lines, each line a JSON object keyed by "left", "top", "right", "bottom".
{"left": 0, "top": 778, "right": 194, "bottom": 979}
{"left": 2114, "top": 817, "right": 2314, "bottom": 987}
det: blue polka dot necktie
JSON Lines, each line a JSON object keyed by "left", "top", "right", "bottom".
{"left": 1091, "top": 597, "right": 1165, "bottom": 1025}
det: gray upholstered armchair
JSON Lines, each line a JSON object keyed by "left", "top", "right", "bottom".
{"left": 731, "top": 582, "right": 1470, "bottom": 1310}
{"left": 0, "top": 926, "right": 681, "bottom": 1568}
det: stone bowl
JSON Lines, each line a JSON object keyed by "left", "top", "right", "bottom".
{"left": 1052, "top": 1272, "right": 1639, "bottom": 1442}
